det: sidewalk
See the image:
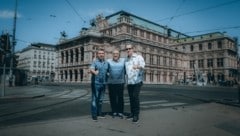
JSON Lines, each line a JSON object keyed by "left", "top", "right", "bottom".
{"left": 0, "top": 85, "right": 52, "bottom": 100}
{"left": 0, "top": 102, "right": 239, "bottom": 136}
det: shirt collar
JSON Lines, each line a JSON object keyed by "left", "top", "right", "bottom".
{"left": 128, "top": 53, "right": 137, "bottom": 59}
{"left": 97, "top": 58, "right": 105, "bottom": 62}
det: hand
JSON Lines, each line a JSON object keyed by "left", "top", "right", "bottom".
{"left": 132, "top": 65, "right": 139, "bottom": 69}
{"left": 94, "top": 70, "right": 99, "bottom": 75}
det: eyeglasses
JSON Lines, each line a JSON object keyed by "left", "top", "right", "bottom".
{"left": 125, "top": 48, "right": 132, "bottom": 51}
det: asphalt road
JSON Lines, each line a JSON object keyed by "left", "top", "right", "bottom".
{"left": 0, "top": 84, "right": 238, "bottom": 128}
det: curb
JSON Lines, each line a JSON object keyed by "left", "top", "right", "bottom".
{"left": 0, "top": 94, "right": 46, "bottom": 101}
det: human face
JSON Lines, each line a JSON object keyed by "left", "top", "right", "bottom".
{"left": 125, "top": 45, "right": 133, "bottom": 56}
{"left": 112, "top": 50, "right": 120, "bottom": 61}
{"left": 97, "top": 50, "right": 105, "bottom": 60}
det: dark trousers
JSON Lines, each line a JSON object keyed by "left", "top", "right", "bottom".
{"left": 108, "top": 84, "right": 124, "bottom": 114}
{"left": 127, "top": 82, "right": 142, "bottom": 116}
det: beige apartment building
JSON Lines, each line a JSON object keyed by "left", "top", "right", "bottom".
{"left": 17, "top": 43, "right": 56, "bottom": 83}
{"left": 56, "top": 11, "right": 239, "bottom": 85}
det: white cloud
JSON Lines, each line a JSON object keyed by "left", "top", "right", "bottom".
{"left": 88, "top": 8, "right": 115, "bottom": 18}
{"left": 0, "top": 10, "right": 22, "bottom": 19}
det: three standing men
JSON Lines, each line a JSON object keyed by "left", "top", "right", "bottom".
{"left": 89, "top": 44, "right": 145, "bottom": 123}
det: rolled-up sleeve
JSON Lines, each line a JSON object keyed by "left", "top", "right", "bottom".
{"left": 138, "top": 55, "right": 145, "bottom": 68}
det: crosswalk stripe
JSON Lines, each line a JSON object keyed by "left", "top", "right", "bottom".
{"left": 80, "top": 95, "right": 187, "bottom": 108}
{"left": 140, "top": 100, "right": 168, "bottom": 105}
{"left": 141, "top": 102, "right": 186, "bottom": 108}
{"left": 157, "top": 102, "right": 186, "bottom": 107}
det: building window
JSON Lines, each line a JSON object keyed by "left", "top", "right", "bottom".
{"left": 217, "top": 58, "right": 224, "bottom": 67}
{"left": 74, "top": 69, "right": 78, "bottom": 81}
{"left": 207, "top": 59, "right": 213, "bottom": 67}
{"left": 157, "top": 56, "right": 160, "bottom": 65}
{"left": 150, "top": 55, "right": 153, "bottom": 65}
{"left": 75, "top": 49, "right": 79, "bottom": 62}
{"left": 142, "top": 52, "right": 146, "bottom": 61}
{"left": 124, "top": 16, "right": 130, "bottom": 23}
{"left": 119, "top": 17, "right": 123, "bottom": 22}
{"left": 208, "top": 43, "right": 212, "bottom": 50}
{"left": 218, "top": 41, "right": 222, "bottom": 49}
{"left": 190, "top": 60, "right": 195, "bottom": 69}
{"left": 146, "top": 32, "right": 150, "bottom": 39}
{"left": 152, "top": 34, "right": 156, "bottom": 41}
{"left": 157, "top": 71, "right": 161, "bottom": 82}
{"left": 70, "top": 50, "right": 73, "bottom": 63}
{"left": 33, "top": 61, "right": 37, "bottom": 67}
{"left": 163, "top": 72, "right": 167, "bottom": 82}
{"left": 163, "top": 57, "right": 167, "bottom": 66}
{"left": 169, "top": 58, "right": 172, "bottom": 67}
{"left": 66, "top": 51, "right": 68, "bottom": 63}
{"left": 140, "top": 30, "right": 144, "bottom": 37}
{"left": 132, "top": 28, "right": 137, "bottom": 35}
{"left": 199, "top": 44, "right": 202, "bottom": 51}
{"left": 127, "top": 26, "right": 130, "bottom": 33}
{"left": 80, "top": 47, "right": 84, "bottom": 61}
{"left": 158, "top": 36, "right": 162, "bottom": 42}
{"left": 198, "top": 59, "right": 204, "bottom": 68}
{"left": 190, "top": 45, "right": 194, "bottom": 51}
{"left": 109, "top": 29, "right": 112, "bottom": 36}
{"left": 150, "top": 71, "right": 154, "bottom": 82}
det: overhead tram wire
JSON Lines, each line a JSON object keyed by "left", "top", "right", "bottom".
{"left": 166, "top": 0, "right": 186, "bottom": 26}
{"left": 156, "top": 0, "right": 240, "bottom": 22}
{"left": 184, "top": 25, "right": 240, "bottom": 35}
{"left": 65, "top": 0, "right": 86, "bottom": 24}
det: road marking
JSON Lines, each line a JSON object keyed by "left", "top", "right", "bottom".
{"left": 141, "top": 102, "right": 186, "bottom": 108}
{"left": 141, "top": 100, "right": 168, "bottom": 104}
{"left": 81, "top": 95, "right": 187, "bottom": 109}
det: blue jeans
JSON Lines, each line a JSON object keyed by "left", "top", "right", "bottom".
{"left": 91, "top": 83, "right": 105, "bottom": 117}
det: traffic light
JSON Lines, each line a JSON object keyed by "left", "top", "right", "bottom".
{"left": 0, "top": 34, "right": 11, "bottom": 52}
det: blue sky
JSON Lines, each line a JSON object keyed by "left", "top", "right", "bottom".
{"left": 1, "top": 0, "right": 240, "bottom": 51}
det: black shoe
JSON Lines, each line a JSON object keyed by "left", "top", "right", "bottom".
{"left": 126, "top": 114, "right": 133, "bottom": 120}
{"left": 98, "top": 114, "right": 106, "bottom": 119}
{"left": 92, "top": 116, "right": 98, "bottom": 121}
{"left": 112, "top": 112, "right": 117, "bottom": 118}
{"left": 118, "top": 113, "right": 124, "bottom": 119}
{"left": 132, "top": 116, "right": 139, "bottom": 123}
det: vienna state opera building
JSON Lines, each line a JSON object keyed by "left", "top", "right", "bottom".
{"left": 56, "top": 10, "right": 239, "bottom": 85}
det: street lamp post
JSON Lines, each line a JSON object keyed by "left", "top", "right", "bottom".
{"left": 0, "top": 48, "right": 6, "bottom": 97}
{"left": 9, "top": 0, "right": 18, "bottom": 87}
{"left": 2, "top": 62, "right": 6, "bottom": 97}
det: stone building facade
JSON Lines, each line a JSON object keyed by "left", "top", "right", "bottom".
{"left": 55, "top": 29, "right": 114, "bottom": 83}
{"left": 56, "top": 11, "right": 239, "bottom": 85}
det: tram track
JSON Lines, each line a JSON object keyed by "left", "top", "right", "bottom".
{"left": 0, "top": 86, "right": 90, "bottom": 123}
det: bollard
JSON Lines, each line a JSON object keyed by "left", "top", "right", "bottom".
{"left": 238, "top": 84, "right": 240, "bottom": 104}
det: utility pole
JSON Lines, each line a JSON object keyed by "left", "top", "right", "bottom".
{"left": 9, "top": 0, "right": 17, "bottom": 86}
{"left": 0, "top": 48, "right": 6, "bottom": 97}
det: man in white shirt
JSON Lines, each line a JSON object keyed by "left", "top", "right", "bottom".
{"left": 125, "top": 44, "right": 145, "bottom": 123}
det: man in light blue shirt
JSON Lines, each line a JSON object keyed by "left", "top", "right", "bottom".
{"left": 107, "top": 49, "right": 125, "bottom": 118}
{"left": 125, "top": 44, "right": 145, "bottom": 123}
